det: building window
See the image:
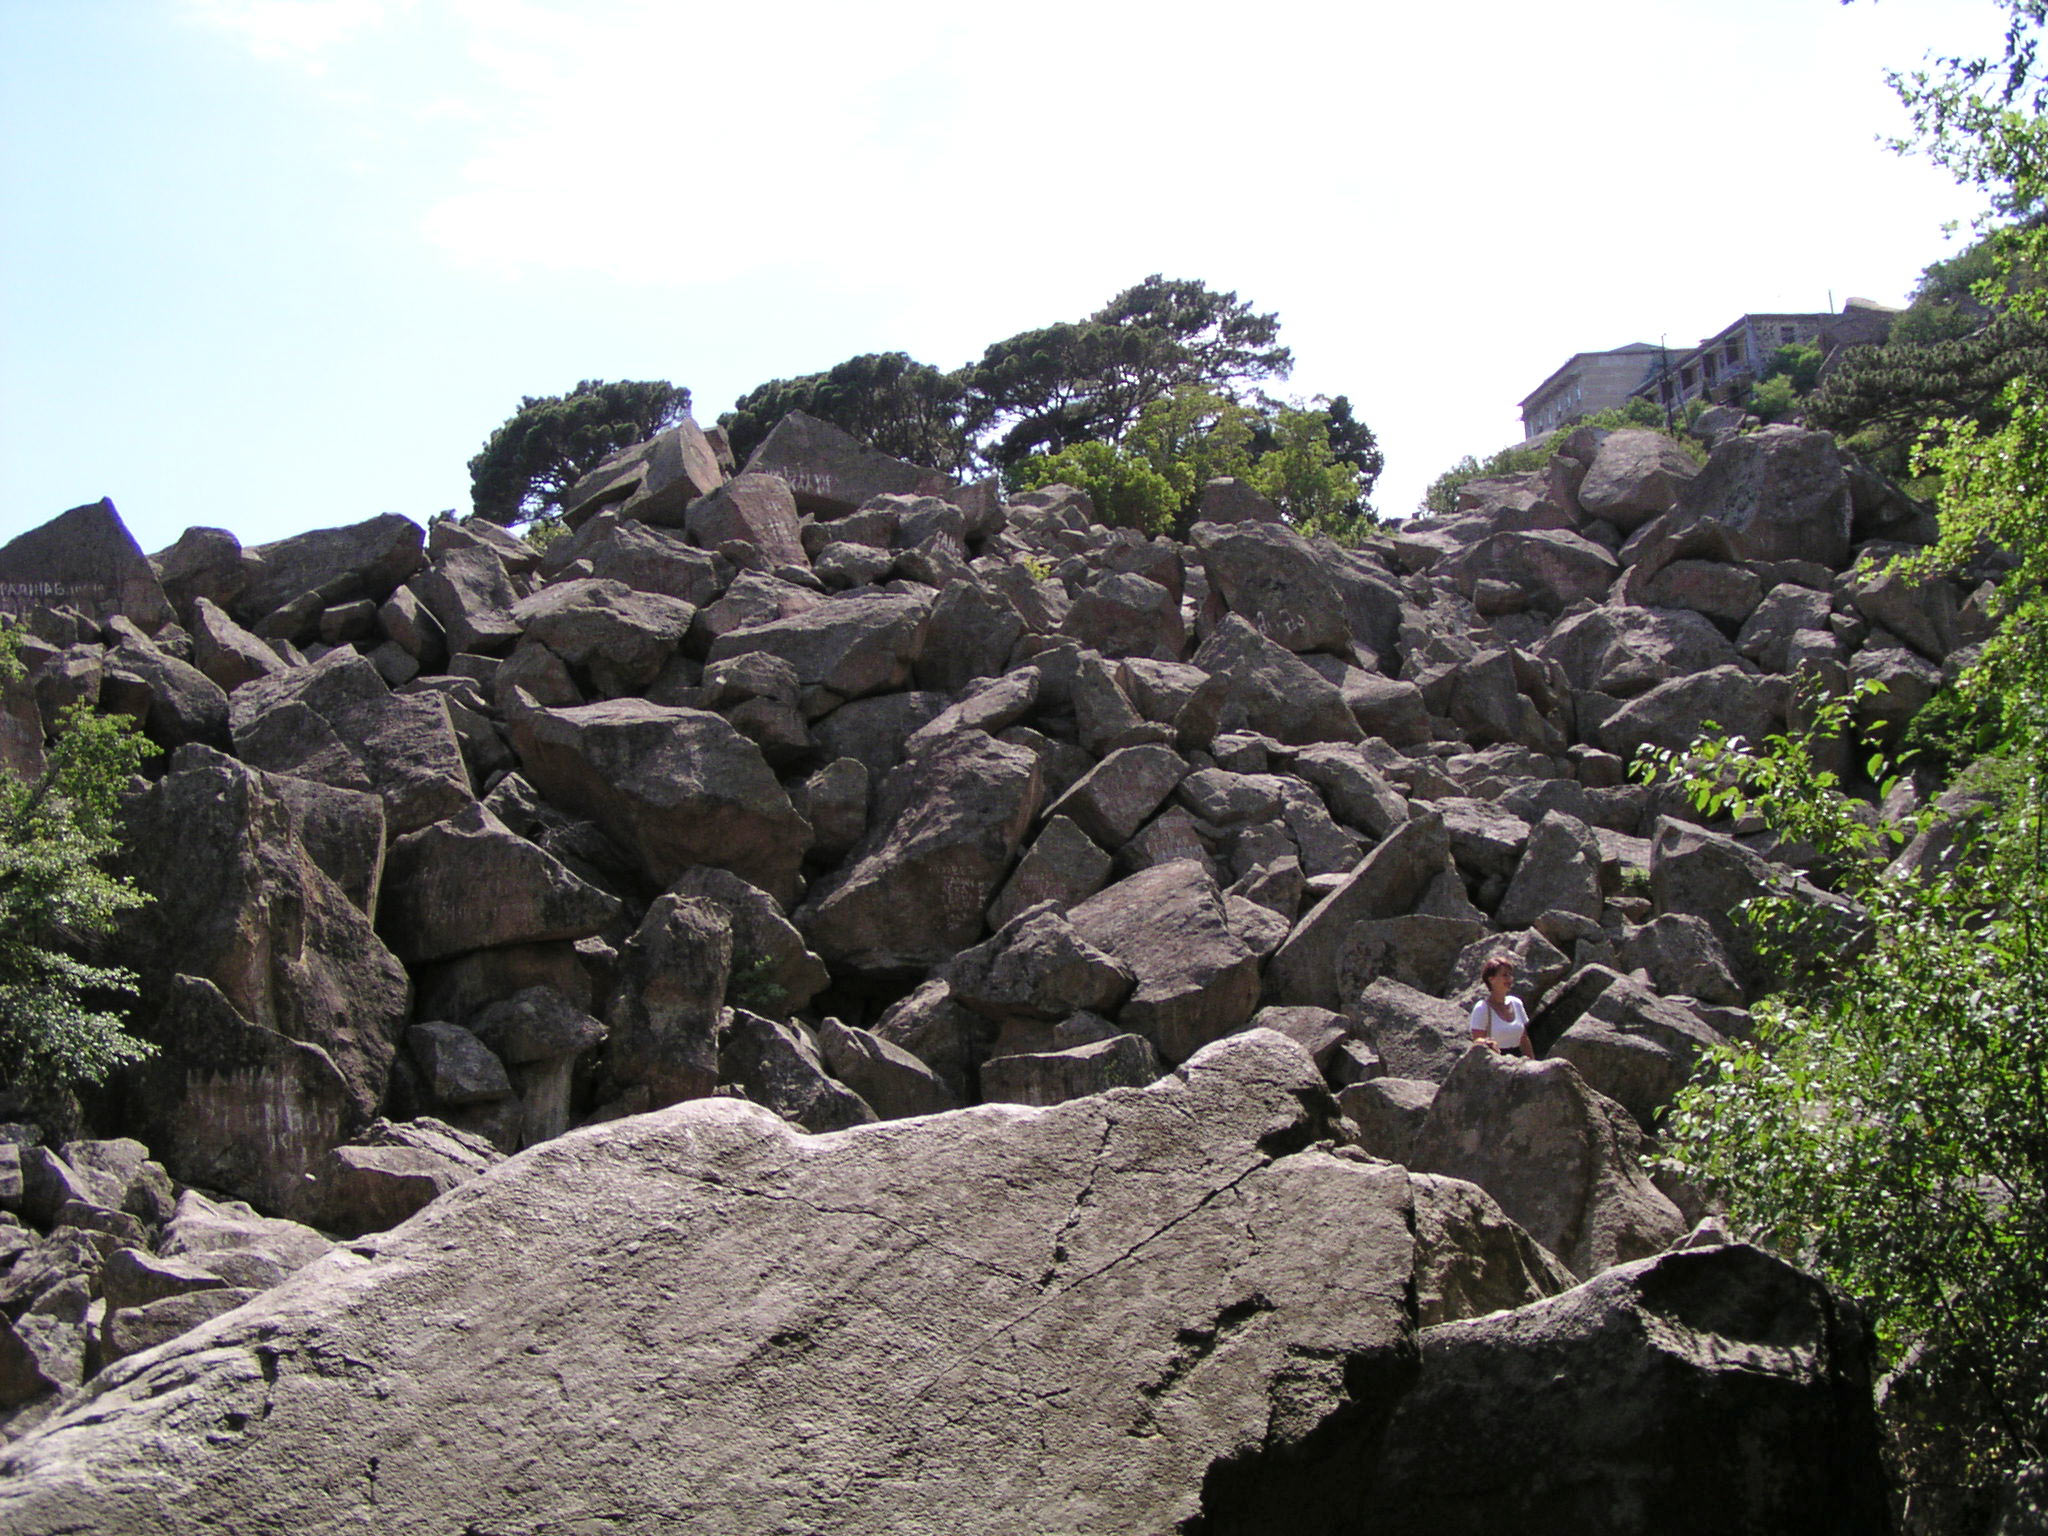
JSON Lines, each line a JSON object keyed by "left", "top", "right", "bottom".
{"left": 1725, "top": 339, "right": 1741, "bottom": 365}
{"left": 1780, "top": 325, "right": 1796, "bottom": 344}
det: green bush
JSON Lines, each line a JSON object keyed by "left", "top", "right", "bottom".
{"left": 1420, "top": 398, "right": 1667, "bottom": 515}
{"left": 0, "top": 626, "right": 158, "bottom": 1093}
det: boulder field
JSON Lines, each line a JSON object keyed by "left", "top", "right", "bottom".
{"left": 0, "top": 409, "right": 1959, "bottom": 1526}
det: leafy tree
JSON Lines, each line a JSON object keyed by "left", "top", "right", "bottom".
{"left": 721, "top": 352, "right": 971, "bottom": 472}
{"left": 1639, "top": 687, "right": 2047, "bottom": 1503}
{"left": 1746, "top": 372, "right": 1802, "bottom": 425}
{"left": 964, "top": 276, "right": 1292, "bottom": 470}
{"left": 468, "top": 380, "right": 690, "bottom": 525}
{"left": 1247, "top": 405, "right": 1368, "bottom": 539}
{"left": 0, "top": 627, "right": 158, "bottom": 1094}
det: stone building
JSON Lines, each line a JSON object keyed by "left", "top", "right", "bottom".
{"left": 1517, "top": 343, "right": 1665, "bottom": 440}
{"left": 1517, "top": 300, "right": 1901, "bottom": 440}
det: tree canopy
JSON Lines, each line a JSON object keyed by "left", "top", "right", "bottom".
{"left": 468, "top": 380, "right": 690, "bottom": 526}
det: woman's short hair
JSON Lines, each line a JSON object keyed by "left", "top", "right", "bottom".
{"left": 1480, "top": 954, "right": 1516, "bottom": 983}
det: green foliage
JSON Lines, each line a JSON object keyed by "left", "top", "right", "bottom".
{"left": 720, "top": 352, "right": 971, "bottom": 473}
{"left": 1746, "top": 372, "right": 1801, "bottom": 426}
{"left": 1246, "top": 404, "right": 1369, "bottom": 540}
{"left": 468, "top": 379, "right": 689, "bottom": 525}
{"left": 1762, "top": 341, "right": 1825, "bottom": 393}
{"left": 1012, "top": 440, "right": 1180, "bottom": 536}
{"left": 726, "top": 952, "right": 789, "bottom": 1021}
{"left": 1420, "top": 398, "right": 1667, "bottom": 515}
{"left": 1637, "top": 683, "right": 2048, "bottom": 1486}
{"left": 0, "top": 627, "right": 158, "bottom": 1093}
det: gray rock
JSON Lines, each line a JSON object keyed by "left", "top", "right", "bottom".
{"left": 409, "top": 545, "right": 521, "bottom": 655}
{"left": 233, "top": 514, "right": 424, "bottom": 626}
{"left": 187, "top": 597, "right": 286, "bottom": 692}
{"left": 1195, "top": 476, "right": 1284, "bottom": 524}
{"left": 559, "top": 416, "right": 726, "bottom": 529}
{"left": 510, "top": 578, "right": 695, "bottom": 696}
{"left": 979, "top": 1033, "right": 1166, "bottom": 1106}
{"left": 987, "top": 814, "right": 1114, "bottom": 930}
{"left": 1289, "top": 744, "right": 1411, "bottom": 838}
{"left": 945, "top": 902, "right": 1136, "bottom": 1023}
{"left": 1406, "top": 1171, "right": 1576, "bottom": 1328}
{"left": 816, "top": 1018, "right": 960, "bottom": 1121}
{"left": 1679, "top": 426, "right": 1854, "bottom": 568}
{"left": 1445, "top": 529, "right": 1618, "bottom": 613}
{"left": 797, "top": 756, "right": 870, "bottom": 863}
{"left": 1191, "top": 520, "right": 1352, "bottom": 654}
{"left": 1574, "top": 428, "right": 1700, "bottom": 531}
{"left": 577, "top": 519, "right": 727, "bottom": 605}
{"left": 1595, "top": 664, "right": 1780, "bottom": 761}
{"left": 311, "top": 1117, "right": 503, "bottom": 1237}
{"left": 1342, "top": 1245, "right": 1887, "bottom": 1534}
{"left": 1067, "top": 861, "right": 1261, "bottom": 1063}
{"left": 1180, "top": 616, "right": 1363, "bottom": 747}
{"left": 1496, "top": 810, "right": 1604, "bottom": 930}
{"left": 707, "top": 591, "right": 931, "bottom": 711}
{"left": 1338, "top": 1076, "right": 1436, "bottom": 1164}
{"left": 381, "top": 802, "right": 621, "bottom": 963}
{"left": 99, "top": 1249, "right": 229, "bottom": 1313}
{"left": 670, "top": 867, "right": 831, "bottom": 1020}
{"left": 1043, "top": 743, "right": 1190, "bottom": 849}
{"left": 1353, "top": 978, "right": 1474, "bottom": 1086}
{"left": 509, "top": 698, "right": 811, "bottom": 906}
{"left": 1539, "top": 603, "right": 1744, "bottom": 699}
{"left": 870, "top": 979, "right": 997, "bottom": 1105}
{"left": 101, "top": 1290, "right": 260, "bottom": 1368}
{"left": 1337, "top": 914, "right": 1488, "bottom": 1000}
{"left": 916, "top": 579, "right": 1025, "bottom": 694}
{"left": 800, "top": 730, "right": 1041, "bottom": 974}
{"left": 1409, "top": 1047, "right": 1685, "bottom": 1279}
{"left": 406, "top": 1023, "right": 513, "bottom": 1106}
{"left": 117, "top": 752, "right": 410, "bottom": 1127}
{"left": 466, "top": 986, "right": 605, "bottom": 1067}
{"left": 153, "top": 525, "right": 250, "bottom": 622}
{"left": 1550, "top": 972, "right": 1728, "bottom": 1129}
{"left": 604, "top": 895, "right": 731, "bottom": 1109}
{"left": 1264, "top": 813, "right": 1448, "bottom": 1011}
{"left": 718, "top": 1011, "right": 876, "bottom": 1133}
{"left": 0, "top": 1035, "right": 1427, "bottom": 1536}
{"left": 1061, "top": 572, "right": 1184, "bottom": 661}
{"left": 741, "top": 409, "right": 955, "bottom": 516}
{"left": 684, "top": 474, "right": 807, "bottom": 569}
{"left": 0, "top": 499, "right": 177, "bottom": 632}
{"left": 102, "top": 634, "right": 229, "bottom": 749}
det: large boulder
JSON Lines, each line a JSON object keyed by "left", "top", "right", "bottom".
{"left": 1408, "top": 1047, "right": 1686, "bottom": 1280}
{"left": 1265, "top": 813, "right": 1448, "bottom": 1011}
{"left": 604, "top": 894, "right": 731, "bottom": 1108}
{"left": 1190, "top": 520, "right": 1352, "bottom": 654}
{"left": 1594, "top": 665, "right": 1780, "bottom": 761}
{"left": 1066, "top": 861, "right": 1261, "bottom": 1063}
{"left": 0, "top": 499, "right": 174, "bottom": 632}
{"left": 509, "top": 579, "right": 694, "bottom": 696}
{"left": 1550, "top": 972, "right": 1729, "bottom": 1129}
{"left": 741, "top": 410, "right": 955, "bottom": 516}
{"left": 1573, "top": 428, "right": 1700, "bottom": 531}
{"left": 509, "top": 698, "right": 811, "bottom": 906}
{"left": 706, "top": 592, "right": 932, "bottom": 710}
{"left": 117, "top": 751, "right": 411, "bottom": 1127}
{"left": 379, "top": 802, "right": 621, "bottom": 964}
{"left": 1180, "top": 616, "right": 1364, "bottom": 747}
{"left": 234, "top": 513, "right": 425, "bottom": 625}
{"left": 1538, "top": 604, "right": 1743, "bottom": 699}
{"left": 1341, "top": 1245, "right": 1888, "bottom": 1534}
{"left": 683, "top": 473, "right": 807, "bottom": 569}
{"left": 1679, "top": 426, "right": 1855, "bottom": 569}
{"left": 0, "top": 1034, "right": 1420, "bottom": 1536}
{"left": 717, "top": 1011, "right": 876, "bottom": 1133}
{"left": 1443, "top": 529, "right": 1618, "bottom": 612}
{"left": 228, "top": 649, "right": 473, "bottom": 836}
{"left": 558, "top": 415, "right": 727, "bottom": 529}
{"left": 800, "top": 730, "right": 1042, "bottom": 974}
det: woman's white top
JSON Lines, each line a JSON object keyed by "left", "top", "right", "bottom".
{"left": 1468, "top": 995, "right": 1530, "bottom": 1050}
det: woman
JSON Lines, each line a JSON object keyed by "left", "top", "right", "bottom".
{"left": 1468, "top": 954, "right": 1532, "bottom": 1057}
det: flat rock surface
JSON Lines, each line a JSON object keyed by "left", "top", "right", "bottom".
{"left": 0, "top": 1033, "right": 1417, "bottom": 1536}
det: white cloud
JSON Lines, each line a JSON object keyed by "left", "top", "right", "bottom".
{"left": 180, "top": 0, "right": 415, "bottom": 69}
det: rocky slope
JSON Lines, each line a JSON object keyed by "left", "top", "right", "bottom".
{"left": 0, "top": 410, "right": 1961, "bottom": 1526}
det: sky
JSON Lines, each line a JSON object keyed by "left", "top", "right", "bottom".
{"left": 0, "top": 0, "right": 2013, "bottom": 555}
